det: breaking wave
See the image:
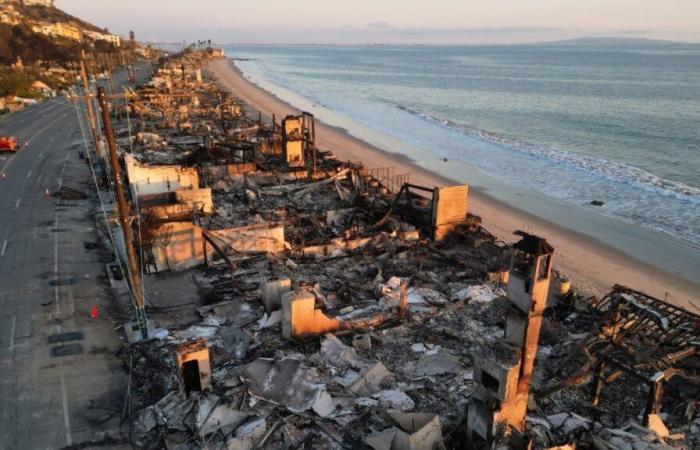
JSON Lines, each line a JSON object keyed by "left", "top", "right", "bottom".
{"left": 393, "top": 103, "right": 700, "bottom": 202}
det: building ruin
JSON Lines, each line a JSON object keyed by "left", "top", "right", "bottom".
{"left": 81, "top": 48, "right": 700, "bottom": 449}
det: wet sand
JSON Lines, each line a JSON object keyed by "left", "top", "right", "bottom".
{"left": 207, "top": 58, "right": 700, "bottom": 311}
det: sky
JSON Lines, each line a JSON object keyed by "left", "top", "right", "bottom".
{"left": 57, "top": 0, "right": 700, "bottom": 44}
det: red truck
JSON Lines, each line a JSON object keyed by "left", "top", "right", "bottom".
{"left": 0, "top": 136, "right": 18, "bottom": 153}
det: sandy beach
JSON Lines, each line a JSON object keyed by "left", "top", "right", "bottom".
{"left": 207, "top": 58, "right": 700, "bottom": 311}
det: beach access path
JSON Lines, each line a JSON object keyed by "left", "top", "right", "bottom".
{"left": 207, "top": 58, "right": 700, "bottom": 312}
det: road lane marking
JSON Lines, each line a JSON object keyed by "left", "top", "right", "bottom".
{"left": 53, "top": 205, "right": 73, "bottom": 446}
{"left": 68, "top": 283, "right": 75, "bottom": 316}
{"left": 1, "top": 240, "right": 6, "bottom": 256}
{"left": 65, "top": 151, "right": 71, "bottom": 161}
{"left": 15, "top": 198, "right": 21, "bottom": 209}
{"left": 54, "top": 213, "right": 60, "bottom": 315}
{"left": 0, "top": 153, "right": 19, "bottom": 178}
{"left": 59, "top": 363, "right": 73, "bottom": 446}
{"left": 39, "top": 152, "right": 43, "bottom": 157}
{"left": 26, "top": 170, "right": 32, "bottom": 178}
{"left": 8, "top": 316, "right": 15, "bottom": 351}
{"left": 51, "top": 210, "right": 69, "bottom": 442}
{"left": 58, "top": 178, "right": 63, "bottom": 190}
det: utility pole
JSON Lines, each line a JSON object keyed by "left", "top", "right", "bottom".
{"left": 97, "top": 87, "right": 148, "bottom": 339}
{"left": 106, "top": 57, "right": 121, "bottom": 121}
{"left": 219, "top": 93, "right": 226, "bottom": 135}
{"left": 85, "top": 55, "right": 104, "bottom": 141}
{"left": 311, "top": 118, "right": 317, "bottom": 177}
{"left": 129, "top": 31, "right": 136, "bottom": 83}
{"left": 80, "top": 58, "right": 101, "bottom": 157}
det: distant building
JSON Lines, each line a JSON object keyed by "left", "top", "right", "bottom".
{"left": 84, "top": 30, "right": 121, "bottom": 46}
{"left": 33, "top": 22, "right": 82, "bottom": 41}
{"left": 23, "top": 0, "right": 54, "bottom": 7}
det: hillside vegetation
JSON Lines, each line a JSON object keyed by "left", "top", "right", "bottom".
{"left": 13, "top": 2, "right": 104, "bottom": 33}
{"left": 0, "top": 23, "right": 85, "bottom": 65}
{"left": 0, "top": 65, "right": 66, "bottom": 98}
{"left": 0, "top": 2, "right": 119, "bottom": 66}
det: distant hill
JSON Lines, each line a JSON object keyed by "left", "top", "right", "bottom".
{"left": 0, "top": 0, "right": 121, "bottom": 66}
{"left": 542, "top": 37, "right": 693, "bottom": 47}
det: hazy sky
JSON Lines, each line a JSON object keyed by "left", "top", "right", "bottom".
{"left": 57, "top": 0, "right": 700, "bottom": 44}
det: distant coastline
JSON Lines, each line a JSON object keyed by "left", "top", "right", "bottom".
{"left": 195, "top": 36, "right": 700, "bottom": 48}
{"left": 537, "top": 36, "right": 699, "bottom": 46}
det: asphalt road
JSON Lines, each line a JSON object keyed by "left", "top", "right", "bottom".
{"left": 0, "top": 67, "right": 148, "bottom": 449}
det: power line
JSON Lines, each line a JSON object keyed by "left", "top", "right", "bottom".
{"left": 72, "top": 95, "right": 138, "bottom": 309}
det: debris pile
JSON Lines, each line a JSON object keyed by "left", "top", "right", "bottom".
{"left": 89, "top": 49, "right": 699, "bottom": 449}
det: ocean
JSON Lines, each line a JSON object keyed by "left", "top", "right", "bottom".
{"left": 225, "top": 43, "right": 700, "bottom": 247}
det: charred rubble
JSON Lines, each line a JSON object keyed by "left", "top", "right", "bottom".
{"left": 88, "top": 49, "right": 700, "bottom": 449}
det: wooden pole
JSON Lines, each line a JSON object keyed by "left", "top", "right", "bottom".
{"left": 311, "top": 115, "right": 317, "bottom": 176}
{"left": 399, "top": 279, "right": 408, "bottom": 319}
{"left": 80, "top": 59, "right": 101, "bottom": 157}
{"left": 97, "top": 87, "right": 148, "bottom": 338}
{"left": 106, "top": 57, "right": 121, "bottom": 121}
{"left": 220, "top": 93, "right": 226, "bottom": 135}
{"left": 129, "top": 30, "right": 136, "bottom": 83}
{"left": 85, "top": 58, "right": 104, "bottom": 139}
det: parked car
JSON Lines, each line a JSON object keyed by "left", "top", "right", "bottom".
{"left": 0, "top": 136, "right": 19, "bottom": 153}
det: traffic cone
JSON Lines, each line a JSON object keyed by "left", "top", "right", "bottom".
{"left": 90, "top": 305, "right": 98, "bottom": 319}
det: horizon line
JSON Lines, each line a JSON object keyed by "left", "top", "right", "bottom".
{"left": 150, "top": 36, "right": 700, "bottom": 47}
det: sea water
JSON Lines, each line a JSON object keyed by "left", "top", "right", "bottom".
{"left": 226, "top": 43, "right": 700, "bottom": 247}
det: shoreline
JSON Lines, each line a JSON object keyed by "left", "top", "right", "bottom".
{"left": 206, "top": 58, "right": 700, "bottom": 311}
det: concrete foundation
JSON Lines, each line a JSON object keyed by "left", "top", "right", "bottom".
{"left": 125, "top": 154, "right": 199, "bottom": 197}
{"left": 466, "top": 398, "right": 494, "bottom": 447}
{"left": 472, "top": 354, "right": 521, "bottom": 403}
{"left": 281, "top": 289, "right": 343, "bottom": 340}
{"left": 175, "top": 187, "right": 213, "bottom": 213}
{"left": 175, "top": 338, "right": 212, "bottom": 393}
{"left": 124, "top": 319, "right": 156, "bottom": 344}
{"left": 431, "top": 185, "right": 469, "bottom": 241}
{"left": 504, "top": 308, "right": 528, "bottom": 346}
{"left": 467, "top": 232, "right": 554, "bottom": 446}
{"left": 260, "top": 277, "right": 292, "bottom": 312}
{"left": 209, "top": 222, "right": 285, "bottom": 255}
{"left": 151, "top": 222, "right": 207, "bottom": 272}
{"left": 202, "top": 162, "right": 257, "bottom": 178}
